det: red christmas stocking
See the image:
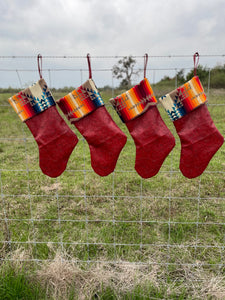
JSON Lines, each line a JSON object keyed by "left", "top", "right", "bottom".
{"left": 57, "top": 79, "right": 127, "bottom": 176}
{"left": 110, "top": 78, "right": 176, "bottom": 178}
{"left": 159, "top": 76, "right": 224, "bottom": 178}
{"left": 9, "top": 79, "right": 78, "bottom": 177}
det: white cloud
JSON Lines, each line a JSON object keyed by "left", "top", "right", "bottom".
{"left": 0, "top": 0, "right": 225, "bottom": 87}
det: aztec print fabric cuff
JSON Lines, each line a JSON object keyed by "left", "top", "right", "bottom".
{"left": 110, "top": 78, "right": 157, "bottom": 123}
{"left": 57, "top": 79, "right": 104, "bottom": 122}
{"left": 8, "top": 79, "right": 55, "bottom": 122}
{"left": 159, "top": 76, "right": 207, "bottom": 121}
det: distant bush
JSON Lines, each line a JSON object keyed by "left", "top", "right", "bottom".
{"left": 210, "top": 65, "right": 225, "bottom": 88}
{"left": 156, "top": 64, "right": 225, "bottom": 89}
{"left": 0, "top": 87, "right": 19, "bottom": 94}
{"left": 99, "top": 85, "right": 112, "bottom": 92}
{"left": 1, "top": 64, "right": 224, "bottom": 92}
{"left": 186, "top": 65, "right": 209, "bottom": 86}
{"left": 50, "top": 86, "right": 75, "bottom": 93}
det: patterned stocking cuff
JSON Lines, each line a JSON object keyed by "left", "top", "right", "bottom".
{"left": 8, "top": 79, "right": 55, "bottom": 122}
{"left": 57, "top": 79, "right": 104, "bottom": 122}
{"left": 159, "top": 76, "right": 207, "bottom": 121}
{"left": 110, "top": 78, "right": 157, "bottom": 123}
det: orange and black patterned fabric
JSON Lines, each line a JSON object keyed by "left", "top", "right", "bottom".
{"left": 57, "top": 79, "right": 104, "bottom": 122}
{"left": 159, "top": 76, "right": 207, "bottom": 121}
{"left": 110, "top": 78, "right": 157, "bottom": 123}
{"left": 8, "top": 79, "right": 55, "bottom": 122}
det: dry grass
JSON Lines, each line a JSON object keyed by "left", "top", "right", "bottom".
{"left": 37, "top": 251, "right": 156, "bottom": 299}
{"left": 40, "top": 182, "right": 62, "bottom": 193}
{"left": 4, "top": 247, "right": 224, "bottom": 299}
{"left": 34, "top": 255, "right": 225, "bottom": 299}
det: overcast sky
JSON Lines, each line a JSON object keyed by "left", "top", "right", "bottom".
{"left": 0, "top": 0, "right": 225, "bottom": 88}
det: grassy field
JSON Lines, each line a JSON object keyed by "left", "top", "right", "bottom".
{"left": 0, "top": 84, "right": 225, "bottom": 299}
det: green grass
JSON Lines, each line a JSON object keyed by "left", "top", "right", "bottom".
{"left": 0, "top": 86, "right": 225, "bottom": 299}
{"left": 0, "top": 264, "right": 46, "bottom": 300}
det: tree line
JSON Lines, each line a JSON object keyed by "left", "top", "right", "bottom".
{"left": 112, "top": 56, "right": 225, "bottom": 89}
{"left": 0, "top": 56, "right": 224, "bottom": 93}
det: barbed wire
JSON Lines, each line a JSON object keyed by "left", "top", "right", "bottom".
{"left": 0, "top": 54, "right": 225, "bottom": 59}
{"left": 0, "top": 67, "right": 219, "bottom": 72}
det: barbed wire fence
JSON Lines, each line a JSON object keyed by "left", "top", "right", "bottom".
{"left": 0, "top": 55, "right": 225, "bottom": 272}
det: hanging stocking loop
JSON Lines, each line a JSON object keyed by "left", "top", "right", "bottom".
{"left": 193, "top": 52, "right": 199, "bottom": 77}
{"left": 144, "top": 53, "right": 148, "bottom": 78}
{"left": 87, "top": 53, "right": 92, "bottom": 79}
{"left": 37, "top": 53, "right": 43, "bottom": 79}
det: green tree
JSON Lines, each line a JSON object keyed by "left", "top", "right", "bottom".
{"left": 112, "top": 56, "right": 138, "bottom": 89}
{"left": 186, "top": 64, "right": 209, "bottom": 85}
{"left": 210, "top": 65, "right": 225, "bottom": 88}
{"left": 176, "top": 69, "right": 185, "bottom": 85}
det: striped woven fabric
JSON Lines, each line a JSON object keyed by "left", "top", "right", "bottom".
{"left": 110, "top": 78, "right": 157, "bottom": 123}
{"left": 57, "top": 79, "right": 104, "bottom": 122}
{"left": 8, "top": 79, "right": 55, "bottom": 122}
{"left": 159, "top": 76, "right": 207, "bottom": 121}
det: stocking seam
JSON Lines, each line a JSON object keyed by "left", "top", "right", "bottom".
{"left": 135, "top": 134, "right": 174, "bottom": 149}
{"left": 179, "top": 130, "right": 222, "bottom": 148}
{"left": 38, "top": 130, "right": 75, "bottom": 149}
{"left": 85, "top": 133, "right": 124, "bottom": 147}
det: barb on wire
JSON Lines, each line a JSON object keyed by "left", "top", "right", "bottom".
{"left": 0, "top": 54, "right": 225, "bottom": 59}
